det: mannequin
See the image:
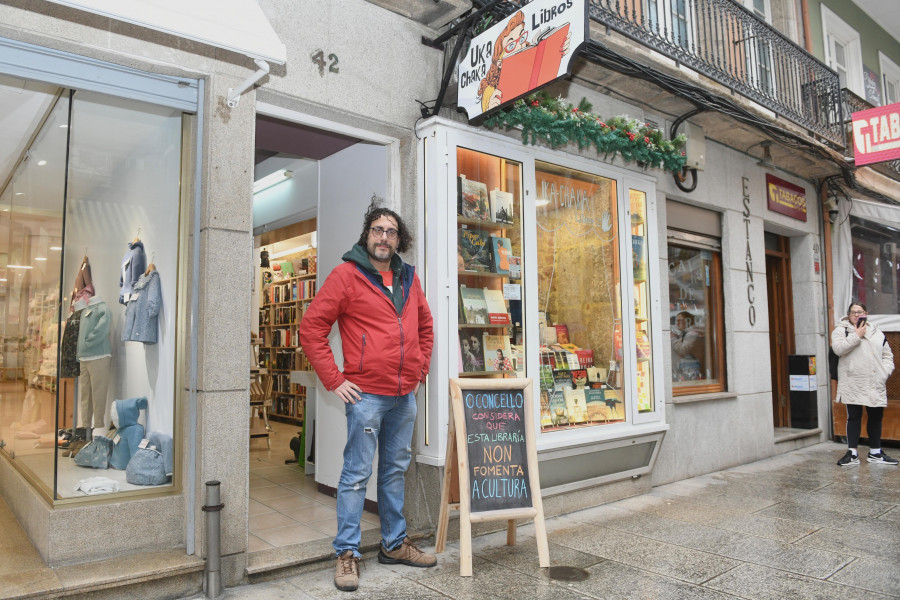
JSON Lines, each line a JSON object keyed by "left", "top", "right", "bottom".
{"left": 76, "top": 296, "right": 112, "bottom": 437}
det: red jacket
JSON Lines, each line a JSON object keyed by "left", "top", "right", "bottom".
{"left": 299, "top": 252, "right": 434, "bottom": 396}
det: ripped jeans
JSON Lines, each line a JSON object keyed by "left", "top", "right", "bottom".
{"left": 334, "top": 391, "right": 416, "bottom": 558}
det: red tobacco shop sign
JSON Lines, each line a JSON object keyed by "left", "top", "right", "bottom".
{"left": 766, "top": 174, "right": 806, "bottom": 222}
{"left": 852, "top": 102, "right": 900, "bottom": 166}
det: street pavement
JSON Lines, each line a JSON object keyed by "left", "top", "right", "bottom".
{"left": 194, "top": 441, "right": 900, "bottom": 599}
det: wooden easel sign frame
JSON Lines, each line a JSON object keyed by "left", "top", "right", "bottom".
{"left": 435, "top": 377, "right": 549, "bottom": 576}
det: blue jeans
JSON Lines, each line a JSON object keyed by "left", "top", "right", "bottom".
{"left": 334, "top": 391, "right": 416, "bottom": 558}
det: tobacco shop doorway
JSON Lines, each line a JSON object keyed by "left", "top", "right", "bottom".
{"left": 247, "top": 106, "right": 392, "bottom": 553}
{"left": 765, "top": 233, "right": 795, "bottom": 430}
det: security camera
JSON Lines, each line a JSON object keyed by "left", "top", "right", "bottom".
{"left": 828, "top": 208, "right": 839, "bottom": 223}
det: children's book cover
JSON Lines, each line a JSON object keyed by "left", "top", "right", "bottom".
{"left": 459, "top": 330, "right": 484, "bottom": 372}
{"left": 563, "top": 388, "right": 588, "bottom": 424}
{"left": 490, "top": 236, "right": 512, "bottom": 275}
{"left": 459, "top": 286, "right": 489, "bottom": 325}
{"left": 458, "top": 227, "right": 492, "bottom": 272}
{"left": 540, "top": 390, "right": 554, "bottom": 428}
{"left": 460, "top": 177, "right": 490, "bottom": 221}
{"left": 483, "top": 333, "right": 514, "bottom": 372}
{"left": 490, "top": 189, "right": 514, "bottom": 224}
{"left": 584, "top": 388, "right": 607, "bottom": 422}
{"left": 482, "top": 288, "right": 511, "bottom": 325}
{"left": 548, "top": 390, "right": 569, "bottom": 426}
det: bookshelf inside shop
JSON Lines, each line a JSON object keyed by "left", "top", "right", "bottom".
{"left": 456, "top": 148, "right": 524, "bottom": 379}
{"left": 258, "top": 265, "right": 317, "bottom": 425}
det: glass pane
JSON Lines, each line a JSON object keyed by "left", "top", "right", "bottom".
{"left": 850, "top": 216, "right": 900, "bottom": 315}
{"left": 0, "top": 91, "right": 68, "bottom": 494}
{"left": 668, "top": 244, "right": 725, "bottom": 391}
{"left": 456, "top": 147, "right": 525, "bottom": 380}
{"left": 534, "top": 161, "right": 622, "bottom": 431}
{"left": 54, "top": 91, "right": 183, "bottom": 498}
{"left": 630, "top": 190, "right": 654, "bottom": 413}
{"left": 886, "top": 78, "right": 899, "bottom": 105}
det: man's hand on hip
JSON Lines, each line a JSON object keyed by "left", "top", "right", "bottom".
{"left": 335, "top": 380, "right": 362, "bottom": 404}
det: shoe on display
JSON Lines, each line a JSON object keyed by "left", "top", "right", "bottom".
{"left": 377, "top": 537, "right": 437, "bottom": 568}
{"left": 836, "top": 450, "right": 860, "bottom": 466}
{"left": 334, "top": 550, "right": 359, "bottom": 592}
{"left": 867, "top": 451, "right": 899, "bottom": 465}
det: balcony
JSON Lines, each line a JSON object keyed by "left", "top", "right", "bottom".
{"left": 589, "top": 0, "right": 845, "bottom": 148}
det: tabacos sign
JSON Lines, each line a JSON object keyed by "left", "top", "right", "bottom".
{"left": 852, "top": 102, "right": 900, "bottom": 166}
{"left": 457, "top": 0, "right": 587, "bottom": 122}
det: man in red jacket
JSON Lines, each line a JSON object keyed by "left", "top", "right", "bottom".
{"left": 299, "top": 202, "right": 435, "bottom": 592}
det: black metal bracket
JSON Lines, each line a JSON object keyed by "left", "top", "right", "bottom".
{"left": 420, "top": 0, "right": 505, "bottom": 118}
{"left": 201, "top": 503, "right": 225, "bottom": 512}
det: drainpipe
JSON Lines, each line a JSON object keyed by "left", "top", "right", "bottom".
{"left": 202, "top": 481, "right": 224, "bottom": 599}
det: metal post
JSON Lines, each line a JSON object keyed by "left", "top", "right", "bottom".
{"left": 202, "top": 480, "right": 224, "bottom": 599}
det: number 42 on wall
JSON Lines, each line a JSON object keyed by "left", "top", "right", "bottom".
{"left": 310, "top": 50, "right": 339, "bottom": 77}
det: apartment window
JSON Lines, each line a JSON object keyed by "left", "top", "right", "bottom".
{"left": 879, "top": 52, "right": 900, "bottom": 105}
{"left": 666, "top": 202, "right": 726, "bottom": 395}
{"left": 648, "top": 0, "right": 691, "bottom": 50}
{"left": 822, "top": 5, "right": 863, "bottom": 97}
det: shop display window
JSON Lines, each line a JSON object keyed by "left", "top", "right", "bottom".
{"left": 667, "top": 235, "right": 726, "bottom": 394}
{"left": 849, "top": 216, "right": 900, "bottom": 315}
{"left": 1, "top": 85, "right": 185, "bottom": 501}
{"left": 455, "top": 147, "right": 525, "bottom": 378}
{"left": 534, "top": 161, "right": 625, "bottom": 430}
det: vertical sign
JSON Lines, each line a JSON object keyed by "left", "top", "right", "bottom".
{"left": 742, "top": 177, "right": 756, "bottom": 327}
{"left": 457, "top": 0, "right": 587, "bottom": 122}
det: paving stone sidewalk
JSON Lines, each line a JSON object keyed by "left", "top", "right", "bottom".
{"left": 195, "top": 441, "right": 900, "bottom": 599}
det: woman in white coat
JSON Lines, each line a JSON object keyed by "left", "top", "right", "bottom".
{"left": 832, "top": 303, "right": 897, "bottom": 466}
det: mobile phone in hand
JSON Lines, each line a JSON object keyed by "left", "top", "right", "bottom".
{"left": 857, "top": 316, "right": 867, "bottom": 326}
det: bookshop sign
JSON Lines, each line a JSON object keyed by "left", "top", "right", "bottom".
{"left": 457, "top": 0, "right": 587, "bottom": 122}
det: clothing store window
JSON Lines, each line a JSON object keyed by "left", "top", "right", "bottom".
{"left": 535, "top": 161, "right": 626, "bottom": 430}
{"left": 849, "top": 216, "right": 900, "bottom": 315}
{"left": 1, "top": 83, "right": 185, "bottom": 502}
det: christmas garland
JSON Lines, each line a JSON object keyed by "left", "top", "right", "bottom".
{"left": 482, "top": 93, "right": 688, "bottom": 174}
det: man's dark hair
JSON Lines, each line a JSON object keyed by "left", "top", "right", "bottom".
{"left": 357, "top": 199, "right": 413, "bottom": 254}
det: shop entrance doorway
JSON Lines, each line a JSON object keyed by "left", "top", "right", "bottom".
{"left": 247, "top": 110, "right": 391, "bottom": 553}
{"left": 765, "top": 233, "right": 795, "bottom": 428}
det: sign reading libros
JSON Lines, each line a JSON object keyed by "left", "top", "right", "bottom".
{"left": 457, "top": 0, "right": 587, "bottom": 122}
{"left": 852, "top": 102, "right": 900, "bottom": 166}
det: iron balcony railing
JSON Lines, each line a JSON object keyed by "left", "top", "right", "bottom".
{"left": 590, "top": 0, "right": 845, "bottom": 148}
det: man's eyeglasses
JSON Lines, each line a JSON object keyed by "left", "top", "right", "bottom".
{"left": 370, "top": 226, "right": 399, "bottom": 240}
{"left": 850, "top": 310, "right": 867, "bottom": 315}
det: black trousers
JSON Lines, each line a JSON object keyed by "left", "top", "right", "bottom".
{"left": 846, "top": 404, "right": 884, "bottom": 449}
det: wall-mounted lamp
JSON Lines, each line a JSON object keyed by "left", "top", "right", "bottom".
{"left": 253, "top": 169, "right": 293, "bottom": 194}
{"left": 824, "top": 191, "right": 839, "bottom": 223}
{"left": 756, "top": 141, "right": 774, "bottom": 168}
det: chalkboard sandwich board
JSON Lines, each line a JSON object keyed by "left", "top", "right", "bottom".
{"left": 435, "top": 377, "right": 549, "bottom": 576}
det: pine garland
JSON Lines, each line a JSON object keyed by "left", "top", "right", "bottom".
{"left": 482, "top": 93, "right": 688, "bottom": 173}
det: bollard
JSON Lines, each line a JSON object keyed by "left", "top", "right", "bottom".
{"left": 202, "top": 480, "right": 224, "bottom": 599}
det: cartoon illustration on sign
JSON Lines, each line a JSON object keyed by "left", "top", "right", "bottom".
{"left": 477, "top": 11, "right": 571, "bottom": 113}
{"left": 457, "top": 0, "right": 587, "bottom": 121}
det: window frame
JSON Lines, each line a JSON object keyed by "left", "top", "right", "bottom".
{"left": 821, "top": 5, "right": 864, "bottom": 97}
{"left": 878, "top": 51, "right": 900, "bottom": 106}
{"left": 666, "top": 230, "right": 727, "bottom": 396}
